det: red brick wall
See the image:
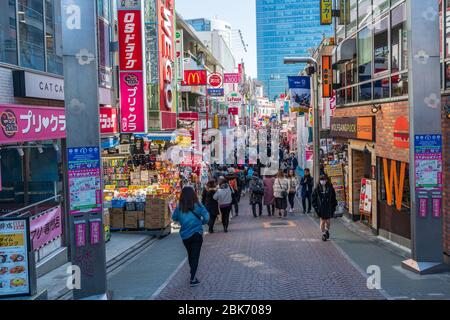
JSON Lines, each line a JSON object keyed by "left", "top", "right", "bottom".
{"left": 333, "top": 100, "right": 410, "bottom": 163}
{"left": 442, "top": 96, "right": 450, "bottom": 259}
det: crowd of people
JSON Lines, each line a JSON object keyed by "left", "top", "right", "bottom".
{"left": 172, "top": 151, "right": 338, "bottom": 287}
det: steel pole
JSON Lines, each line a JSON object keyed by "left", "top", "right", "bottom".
{"left": 312, "top": 71, "right": 320, "bottom": 186}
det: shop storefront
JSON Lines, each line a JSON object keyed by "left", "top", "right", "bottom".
{"left": 102, "top": 133, "right": 181, "bottom": 235}
{"left": 0, "top": 104, "right": 67, "bottom": 276}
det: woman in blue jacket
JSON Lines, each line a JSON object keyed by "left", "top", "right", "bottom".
{"left": 172, "top": 186, "right": 210, "bottom": 287}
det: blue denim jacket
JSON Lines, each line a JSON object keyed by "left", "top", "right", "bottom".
{"left": 172, "top": 203, "right": 210, "bottom": 240}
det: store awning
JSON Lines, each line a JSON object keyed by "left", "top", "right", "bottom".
{"left": 135, "top": 132, "right": 176, "bottom": 142}
{"left": 101, "top": 137, "right": 119, "bottom": 149}
{"left": 332, "top": 38, "right": 356, "bottom": 65}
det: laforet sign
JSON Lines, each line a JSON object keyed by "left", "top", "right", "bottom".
{"left": 330, "top": 117, "right": 375, "bottom": 141}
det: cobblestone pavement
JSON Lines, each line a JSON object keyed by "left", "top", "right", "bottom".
{"left": 154, "top": 196, "right": 386, "bottom": 300}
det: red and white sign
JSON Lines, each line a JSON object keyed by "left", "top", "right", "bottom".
{"left": 227, "top": 91, "right": 243, "bottom": 105}
{"left": 117, "top": 5, "right": 147, "bottom": 133}
{"left": 0, "top": 104, "right": 66, "bottom": 144}
{"left": 224, "top": 73, "right": 241, "bottom": 84}
{"left": 228, "top": 107, "right": 239, "bottom": 115}
{"left": 158, "top": 0, "right": 176, "bottom": 129}
{"left": 100, "top": 107, "right": 118, "bottom": 134}
{"left": 208, "top": 73, "right": 223, "bottom": 88}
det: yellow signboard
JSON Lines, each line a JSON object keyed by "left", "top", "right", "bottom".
{"left": 0, "top": 233, "right": 24, "bottom": 248}
{"left": 320, "top": 0, "right": 333, "bottom": 25}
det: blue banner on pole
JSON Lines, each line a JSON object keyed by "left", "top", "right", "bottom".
{"left": 288, "top": 76, "right": 311, "bottom": 89}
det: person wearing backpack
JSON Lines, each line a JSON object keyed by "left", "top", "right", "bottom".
{"left": 172, "top": 186, "right": 210, "bottom": 287}
{"left": 201, "top": 180, "right": 219, "bottom": 233}
{"left": 273, "top": 170, "right": 289, "bottom": 218}
{"left": 249, "top": 173, "right": 264, "bottom": 217}
{"left": 213, "top": 178, "right": 233, "bottom": 233}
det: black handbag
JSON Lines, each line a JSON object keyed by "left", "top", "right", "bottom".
{"left": 278, "top": 179, "right": 287, "bottom": 198}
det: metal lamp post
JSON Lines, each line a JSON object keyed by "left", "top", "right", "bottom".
{"left": 283, "top": 57, "right": 320, "bottom": 186}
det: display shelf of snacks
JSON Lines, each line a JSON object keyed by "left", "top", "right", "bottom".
{"left": 102, "top": 157, "right": 131, "bottom": 187}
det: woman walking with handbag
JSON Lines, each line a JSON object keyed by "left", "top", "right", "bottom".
{"left": 213, "top": 178, "right": 233, "bottom": 233}
{"left": 273, "top": 170, "right": 289, "bottom": 218}
{"left": 287, "top": 169, "right": 299, "bottom": 214}
{"left": 172, "top": 186, "right": 210, "bottom": 287}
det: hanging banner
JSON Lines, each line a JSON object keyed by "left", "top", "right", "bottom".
{"left": 320, "top": 0, "right": 333, "bottom": 25}
{"left": 117, "top": 3, "right": 147, "bottom": 133}
{"left": 288, "top": 76, "right": 311, "bottom": 113}
{"left": 175, "top": 29, "right": 184, "bottom": 82}
{"left": 30, "top": 206, "right": 63, "bottom": 251}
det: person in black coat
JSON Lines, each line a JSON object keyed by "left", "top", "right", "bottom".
{"left": 312, "top": 174, "right": 338, "bottom": 242}
{"left": 300, "top": 168, "right": 314, "bottom": 214}
{"left": 201, "top": 180, "right": 219, "bottom": 233}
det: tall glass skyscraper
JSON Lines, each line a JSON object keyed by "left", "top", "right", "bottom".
{"left": 256, "top": 0, "right": 333, "bottom": 100}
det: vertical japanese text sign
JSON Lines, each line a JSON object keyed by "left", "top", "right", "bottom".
{"left": 322, "top": 56, "right": 333, "bottom": 98}
{"left": 61, "top": 0, "right": 106, "bottom": 299}
{"left": 158, "top": 0, "right": 176, "bottom": 129}
{"left": 320, "top": 0, "right": 333, "bottom": 25}
{"left": 117, "top": 0, "right": 147, "bottom": 133}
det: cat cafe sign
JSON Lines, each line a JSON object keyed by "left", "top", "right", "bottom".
{"left": 13, "top": 71, "right": 64, "bottom": 101}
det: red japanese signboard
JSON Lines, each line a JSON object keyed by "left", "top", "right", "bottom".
{"left": 224, "top": 73, "right": 241, "bottom": 84}
{"left": 99, "top": 107, "right": 118, "bottom": 134}
{"left": 117, "top": 5, "right": 146, "bottom": 133}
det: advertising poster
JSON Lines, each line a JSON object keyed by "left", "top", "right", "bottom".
{"left": 0, "top": 218, "right": 31, "bottom": 297}
{"left": 30, "top": 206, "right": 62, "bottom": 251}
{"left": 68, "top": 147, "right": 102, "bottom": 215}
{"left": 288, "top": 76, "right": 311, "bottom": 112}
{"left": 359, "top": 179, "right": 373, "bottom": 214}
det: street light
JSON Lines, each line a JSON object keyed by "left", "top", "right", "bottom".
{"left": 283, "top": 57, "right": 320, "bottom": 186}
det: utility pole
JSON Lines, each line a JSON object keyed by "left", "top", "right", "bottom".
{"left": 61, "top": 0, "right": 107, "bottom": 299}
{"left": 402, "top": 0, "right": 446, "bottom": 274}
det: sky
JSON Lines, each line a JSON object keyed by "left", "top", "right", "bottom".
{"left": 175, "top": 0, "right": 257, "bottom": 78}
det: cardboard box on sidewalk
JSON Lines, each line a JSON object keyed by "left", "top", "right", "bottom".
{"left": 125, "top": 211, "right": 139, "bottom": 229}
{"left": 111, "top": 212, "right": 124, "bottom": 229}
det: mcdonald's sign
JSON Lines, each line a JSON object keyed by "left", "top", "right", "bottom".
{"left": 182, "top": 70, "right": 207, "bottom": 86}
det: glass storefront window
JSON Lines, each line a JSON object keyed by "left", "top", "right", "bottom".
{"left": 18, "top": 0, "right": 45, "bottom": 71}
{"left": 359, "top": 82, "right": 372, "bottom": 101}
{"left": 358, "top": 0, "right": 372, "bottom": 28}
{"left": 391, "top": 3, "right": 407, "bottom": 73}
{"left": 373, "top": 77, "right": 390, "bottom": 99}
{"left": 348, "top": 0, "right": 358, "bottom": 34}
{"left": 373, "top": 0, "right": 389, "bottom": 16}
{"left": 358, "top": 27, "right": 372, "bottom": 82}
{"left": 0, "top": 0, "right": 17, "bottom": 65}
{"left": 45, "top": 0, "right": 63, "bottom": 75}
{"left": 337, "top": 89, "right": 346, "bottom": 105}
{"left": 391, "top": 73, "right": 408, "bottom": 96}
{"left": 374, "top": 17, "right": 389, "bottom": 74}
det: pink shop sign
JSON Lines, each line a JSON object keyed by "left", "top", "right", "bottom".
{"left": 0, "top": 105, "right": 66, "bottom": 144}
{"left": 119, "top": 72, "right": 146, "bottom": 133}
{"left": 30, "top": 206, "right": 63, "bottom": 251}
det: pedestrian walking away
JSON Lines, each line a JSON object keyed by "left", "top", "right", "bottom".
{"left": 249, "top": 173, "right": 264, "bottom": 217}
{"left": 201, "top": 180, "right": 219, "bottom": 233}
{"left": 287, "top": 169, "right": 299, "bottom": 214}
{"left": 273, "top": 170, "right": 289, "bottom": 218}
{"left": 263, "top": 174, "right": 276, "bottom": 216}
{"left": 172, "top": 186, "right": 209, "bottom": 287}
{"left": 312, "top": 174, "right": 338, "bottom": 242}
{"left": 213, "top": 178, "right": 233, "bottom": 233}
{"left": 226, "top": 168, "right": 240, "bottom": 217}
{"left": 300, "top": 168, "right": 314, "bottom": 214}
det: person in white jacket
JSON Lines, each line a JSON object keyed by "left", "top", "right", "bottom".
{"left": 273, "top": 170, "right": 289, "bottom": 218}
{"left": 213, "top": 178, "right": 233, "bottom": 233}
